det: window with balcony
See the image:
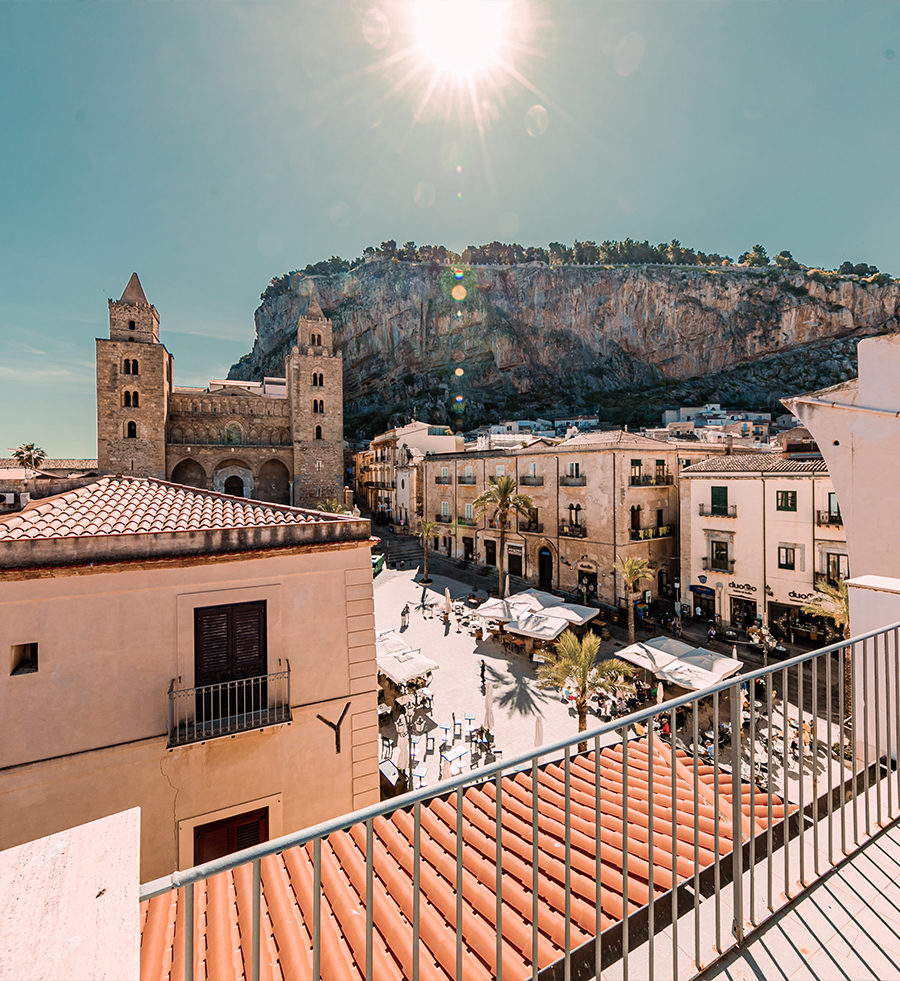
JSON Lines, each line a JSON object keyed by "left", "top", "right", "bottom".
{"left": 711, "top": 486, "right": 728, "bottom": 516}
{"left": 710, "top": 541, "right": 730, "bottom": 572}
{"left": 441, "top": 500, "right": 450, "bottom": 517}
{"left": 778, "top": 546, "right": 796, "bottom": 570}
{"left": 826, "top": 552, "right": 850, "bottom": 583}
{"left": 464, "top": 503, "right": 473, "bottom": 521}
{"left": 655, "top": 460, "right": 665, "bottom": 479}
{"left": 777, "top": 490, "right": 797, "bottom": 511}
{"left": 630, "top": 459, "right": 642, "bottom": 479}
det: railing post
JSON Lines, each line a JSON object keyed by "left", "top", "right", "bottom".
{"left": 167, "top": 679, "right": 174, "bottom": 747}
{"left": 730, "top": 682, "right": 744, "bottom": 944}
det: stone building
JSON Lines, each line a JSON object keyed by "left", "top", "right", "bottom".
{"left": 421, "top": 432, "right": 733, "bottom": 609}
{"left": 96, "top": 273, "right": 344, "bottom": 508}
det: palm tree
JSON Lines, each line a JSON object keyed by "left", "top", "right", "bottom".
{"left": 803, "top": 578, "right": 852, "bottom": 719}
{"left": 316, "top": 497, "right": 348, "bottom": 514}
{"left": 614, "top": 556, "right": 653, "bottom": 646}
{"left": 473, "top": 475, "right": 533, "bottom": 598}
{"left": 418, "top": 519, "right": 437, "bottom": 584}
{"left": 11, "top": 443, "right": 47, "bottom": 470}
{"left": 537, "top": 629, "right": 637, "bottom": 751}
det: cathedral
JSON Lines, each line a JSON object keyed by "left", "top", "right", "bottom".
{"left": 95, "top": 273, "right": 344, "bottom": 507}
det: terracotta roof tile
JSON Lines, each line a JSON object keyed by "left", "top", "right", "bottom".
{"left": 0, "top": 475, "right": 348, "bottom": 543}
{"left": 140, "top": 739, "right": 791, "bottom": 981}
{"left": 681, "top": 456, "right": 827, "bottom": 474}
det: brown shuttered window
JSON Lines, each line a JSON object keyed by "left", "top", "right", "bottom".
{"left": 193, "top": 807, "right": 269, "bottom": 866}
{"left": 194, "top": 601, "right": 267, "bottom": 686}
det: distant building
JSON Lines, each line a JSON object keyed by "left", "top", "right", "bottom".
{"left": 96, "top": 273, "right": 344, "bottom": 508}
{"left": 0, "top": 476, "right": 378, "bottom": 880}
{"left": 679, "top": 456, "right": 847, "bottom": 640}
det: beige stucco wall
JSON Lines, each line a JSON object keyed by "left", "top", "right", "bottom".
{"left": 0, "top": 545, "right": 379, "bottom": 881}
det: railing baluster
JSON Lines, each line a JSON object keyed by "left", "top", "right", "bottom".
{"left": 713, "top": 689, "right": 721, "bottom": 952}
{"left": 894, "top": 629, "right": 900, "bottom": 816}
{"left": 730, "top": 682, "right": 744, "bottom": 945}
{"left": 251, "top": 858, "right": 261, "bottom": 981}
{"left": 184, "top": 881, "right": 194, "bottom": 981}
{"left": 670, "top": 704, "right": 678, "bottom": 981}
{"left": 766, "top": 674, "right": 774, "bottom": 911}
{"left": 456, "top": 785, "right": 463, "bottom": 981}
{"left": 647, "top": 715, "right": 655, "bottom": 981}
{"left": 863, "top": 637, "right": 871, "bottom": 838}
{"left": 782, "top": 665, "right": 790, "bottom": 899}
{"left": 812, "top": 656, "right": 819, "bottom": 880}
{"left": 749, "top": 678, "right": 757, "bottom": 926}
{"left": 593, "top": 737, "right": 602, "bottom": 981}
{"left": 621, "top": 730, "right": 629, "bottom": 981}
{"left": 692, "top": 699, "right": 700, "bottom": 967}
{"left": 885, "top": 634, "right": 893, "bottom": 820}
{"left": 564, "top": 748, "right": 572, "bottom": 981}
{"left": 826, "top": 648, "right": 834, "bottom": 868}
{"left": 312, "top": 838, "right": 321, "bottom": 981}
{"left": 875, "top": 634, "right": 883, "bottom": 828}
{"left": 798, "top": 663, "right": 805, "bottom": 888}
{"left": 413, "top": 801, "right": 421, "bottom": 981}
{"left": 840, "top": 647, "right": 848, "bottom": 855}
{"left": 365, "top": 818, "right": 373, "bottom": 981}
{"left": 495, "top": 768, "right": 503, "bottom": 981}
{"left": 851, "top": 641, "right": 860, "bottom": 846}
{"left": 534, "top": 755, "right": 540, "bottom": 981}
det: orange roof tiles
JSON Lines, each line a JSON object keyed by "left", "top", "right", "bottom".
{"left": 139, "top": 739, "right": 790, "bottom": 981}
{"left": 0, "top": 476, "right": 343, "bottom": 543}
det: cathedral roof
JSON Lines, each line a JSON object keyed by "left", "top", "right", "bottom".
{"left": 303, "top": 295, "right": 326, "bottom": 320}
{"left": 118, "top": 272, "right": 149, "bottom": 305}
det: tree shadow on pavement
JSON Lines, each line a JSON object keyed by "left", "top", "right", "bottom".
{"left": 492, "top": 659, "right": 551, "bottom": 717}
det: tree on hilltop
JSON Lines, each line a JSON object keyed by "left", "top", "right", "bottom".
{"left": 739, "top": 244, "right": 770, "bottom": 267}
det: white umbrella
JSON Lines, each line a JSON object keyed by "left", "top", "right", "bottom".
{"left": 483, "top": 681, "right": 495, "bottom": 731}
{"left": 534, "top": 714, "right": 544, "bottom": 748}
{"left": 444, "top": 587, "right": 452, "bottom": 618}
{"left": 505, "top": 573, "right": 510, "bottom": 597}
{"left": 657, "top": 681, "right": 664, "bottom": 705}
{"left": 396, "top": 736, "right": 409, "bottom": 773}
{"left": 441, "top": 760, "right": 451, "bottom": 781}
{"left": 732, "top": 645, "right": 738, "bottom": 659}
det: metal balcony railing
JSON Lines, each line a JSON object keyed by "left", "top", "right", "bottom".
{"left": 435, "top": 513, "right": 452, "bottom": 523}
{"left": 630, "top": 473, "right": 673, "bottom": 486}
{"left": 560, "top": 524, "right": 587, "bottom": 538}
{"left": 699, "top": 503, "right": 738, "bottom": 518}
{"left": 456, "top": 516, "right": 477, "bottom": 527}
{"left": 457, "top": 475, "right": 477, "bottom": 484}
{"left": 434, "top": 476, "right": 452, "bottom": 484}
{"left": 630, "top": 525, "right": 673, "bottom": 541}
{"left": 142, "top": 621, "right": 900, "bottom": 981}
{"left": 703, "top": 556, "right": 735, "bottom": 572}
{"left": 519, "top": 521, "right": 544, "bottom": 533}
{"left": 817, "top": 510, "right": 844, "bottom": 527}
{"left": 559, "top": 475, "right": 587, "bottom": 486}
{"left": 519, "top": 475, "right": 544, "bottom": 486}
{"left": 166, "top": 666, "right": 291, "bottom": 748}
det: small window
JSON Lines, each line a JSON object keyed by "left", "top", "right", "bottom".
{"left": 568, "top": 462, "right": 580, "bottom": 477}
{"left": 495, "top": 465, "right": 505, "bottom": 477}
{"left": 225, "top": 423, "right": 242, "bottom": 445}
{"left": 777, "top": 490, "right": 797, "bottom": 511}
{"left": 315, "top": 425, "right": 322, "bottom": 440}
{"left": 441, "top": 500, "right": 450, "bottom": 516}
{"left": 464, "top": 465, "right": 473, "bottom": 479}
{"left": 441, "top": 466, "right": 449, "bottom": 479}
{"left": 827, "top": 552, "right": 850, "bottom": 582}
{"left": 123, "top": 391, "right": 132, "bottom": 407}
{"left": 123, "top": 360, "right": 131, "bottom": 375}
{"left": 711, "top": 541, "right": 730, "bottom": 571}
{"left": 128, "top": 320, "right": 136, "bottom": 331}
{"left": 10, "top": 643, "right": 38, "bottom": 675}
{"left": 778, "top": 546, "right": 796, "bottom": 570}
{"left": 132, "top": 391, "right": 139, "bottom": 408}
{"left": 312, "top": 374, "right": 319, "bottom": 387}
{"left": 132, "top": 360, "right": 138, "bottom": 375}
{"left": 710, "top": 486, "right": 728, "bottom": 516}
{"left": 465, "top": 503, "right": 473, "bottom": 520}
{"left": 315, "top": 460, "right": 323, "bottom": 472}
{"left": 126, "top": 421, "right": 137, "bottom": 438}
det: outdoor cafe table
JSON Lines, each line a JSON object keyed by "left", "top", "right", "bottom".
{"left": 442, "top": 744, "right": 469, "bottom": 775}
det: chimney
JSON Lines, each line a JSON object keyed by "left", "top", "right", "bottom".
{"left": 725, "top": 435, "right": 733, "bottom": 455}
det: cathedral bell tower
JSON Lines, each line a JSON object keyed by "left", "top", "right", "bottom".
{"left": 96, "top": 273, "right": 172, "bottom": 477}
{"left": 287, "top": 295, "right": 344, "bottom": 508}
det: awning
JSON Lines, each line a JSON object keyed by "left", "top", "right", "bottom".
{"left": 505, "top": 613, "right": 570, "bottom": 641}
{"left": 375, "top": 630, "right": 440, "bottom": 685}
{"left": 473, "top": 589, "right": 598, "bottom": 627}
{"left": 614, "top": 636, "right": 743, "bottom": 692}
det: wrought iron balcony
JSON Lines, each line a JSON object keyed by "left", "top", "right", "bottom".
{"left": 434, "top": 476, "right": 453, "bottom": 485}
{"left": 699, "top": 503, "right": 738, "bottom": 518}
{"left": 630, "top": 525, "right": 673, "bottom": 541}
{"left": 816, "top": 510, "right": 843, "bottom": 527}
{"left": 559, "top": 524, "right": 587, "bottom": 538}
{"left": 457, "top": 475, "right": 477, "bottom": 484}
{"left": 519, "top": 475, "right": 544, "bottom": 486}
{"left": 519, "top": 521, "right": 544, "bottom": 533}
{"left": 559, "top": 475, "right": 587, "bottom": 486}
{"left": 702, "top": 556, "right": 735, "bottom": 573}
{"left": 457, "top": 516, "right": 477, "bottom": 527}
{"left": 630, "top": 473, "right": 673, "bottom": 486}
{"left": 435, "top": 513, "right": 452, "bottom": 523}
{"left": 167, "top": 666, "right": 291, "bottom": 748}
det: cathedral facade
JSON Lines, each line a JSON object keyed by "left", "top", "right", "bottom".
{"left": 96, "top": 273, "right": 344, "bottom": 507}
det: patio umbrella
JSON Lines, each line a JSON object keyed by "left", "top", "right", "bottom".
{"left": 657, "top": 681, "right": 664, "bottom": 704}
{"left": 441, "top": 760, "right": 451, "bottom": 781}
{"left": 534, "top": 714, "right": 544, "bottom": 748}
{"left": 483, "top": 681, "right": 495, "bottom": 731}
{"left": 732, "top": 645, "right": 738, "bottom": 659}
{"left": 396, "top": 735, "right": 409, "bottom": 773}
{"left": 505, "top": 574, "right": 510, "bottom": 598}
{"left": 444, "top": 588, "right": 452, "bottom": 618}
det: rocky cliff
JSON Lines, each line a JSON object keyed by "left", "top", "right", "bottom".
{"left": 228, "top": 262, "right": 900, "bottom": 433}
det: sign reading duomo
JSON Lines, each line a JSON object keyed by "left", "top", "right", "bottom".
{"left": 95, "top": 273, "right": 344, "bottom": 507}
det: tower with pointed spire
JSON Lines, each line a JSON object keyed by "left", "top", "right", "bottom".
{"left": 96, "top": 273, "right": 172, "bottom": 477}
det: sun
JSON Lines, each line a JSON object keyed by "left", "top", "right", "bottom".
{"left": 415, "top": 0, "right": 508, "bottom": 76}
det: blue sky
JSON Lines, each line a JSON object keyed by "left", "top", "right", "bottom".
{"left": 2, "top": 1, "right": 899, "bottom": 457}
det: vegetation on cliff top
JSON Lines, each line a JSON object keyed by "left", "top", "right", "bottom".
{"left": 261, "top": 239, "right": 892, "bottom": 300}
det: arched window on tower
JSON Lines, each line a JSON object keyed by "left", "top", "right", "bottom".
{"left": 128, "top": 320, "right": 136, "bottom": 331}
{"left": 318, "top": 373, "right": 324, "bottom": 386}
{"left": 123, "top": 392, "right": 132, "bottom": 408}
{"left": 312, "top": 374, "right": 318, "bottom": 387}
{"left": 315, "top": 425, "right": 323, "bottom": 440}
{"left": 225, "top": 422, "right": 242, "bottom": 445}
{"left": 123, "top": 360, "right": 131, "bottom": 375}
{"left": 126, "top": 421, "right": 137, "bottom": 439}
{"left": 131, "top": 360, "right": 139, "bottom": 375}
{"left": 311, "top": 332, "right": 321, "bottom": 346}
{"left": 132, "top": 392, "right": 139, "bottom": 408}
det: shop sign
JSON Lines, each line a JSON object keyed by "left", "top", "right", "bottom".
{"left": 697, "top": 575, "right": 708, "bottom": 584}
{"left": 690, "top": 585, "right": 715, "bottom": 597}
{"left": 728, "top": 581, "right": 757, "bottom": 593}
{"left": 787, "top": 589, "right": 816, "bottom": 602}
{"left": 507, "top": 545, "right": 523, "bottom": 556}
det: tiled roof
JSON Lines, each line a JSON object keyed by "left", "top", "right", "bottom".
{"left": 561, "top": 430, "right": 668, "bottom": 447}
{"left": 0, "top": 476, "right": 342, "bottom": 542}
{"left": 0, "top": 459, "right": 98, "bottom": 471}
{"left": 681, "top": 456, "right": 828, "bottom": 474}
{"left": 140, "top": 739, "right": 788, "bottom": 981}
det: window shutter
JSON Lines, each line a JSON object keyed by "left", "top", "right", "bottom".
{"left": 233, "top": 603, "right": 266, "bottom": 672}
{"left": 195, "top": 608, "right": 230, "bottom": 678}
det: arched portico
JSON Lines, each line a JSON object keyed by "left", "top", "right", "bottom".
{"left": 213, "top": 461, "right": 254, "bottom": 498}
{"left": 170, "top": 458, "right": 206, "bottom": 489}
{"left": 529, "top": 538, "right": 557, "bottom": 590}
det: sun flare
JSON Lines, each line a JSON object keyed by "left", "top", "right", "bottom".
{"left": 415, "top": 0, "right": 507, "bottom": 76}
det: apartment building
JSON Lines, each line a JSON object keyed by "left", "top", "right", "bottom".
{"left": 0, "top": 476, "right": 379, "bottom": 880}
{"left": 679, "top": 456, "right": 848, "bottom": 640}
{"left": 422, "top": 432, "right": 728, "bottom": 608}
{"left": 353, "top": 420, "right": 460, "bottom": 524}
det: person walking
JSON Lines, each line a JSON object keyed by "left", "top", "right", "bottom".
{"left": 401, "top": 604, "right": 410, "bottom": 629}
{"left": 480, "top": 659, "right": 486, "bottom": 686}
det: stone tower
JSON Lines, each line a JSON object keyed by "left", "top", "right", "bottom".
{"left": 287, "top": 296, "right": 344, "bottom": 507}
{"left": 96, "top": 273, "right": 172, "bottom": 477}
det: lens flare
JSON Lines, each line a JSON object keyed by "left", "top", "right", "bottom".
{"left": 454, "top": 367, "right": 465, "bottom": 377}
{"left": 451, "top": 285, "right": 467, "bottom": 301}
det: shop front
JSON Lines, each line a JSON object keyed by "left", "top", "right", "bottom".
{"left": 689, "top": 584, "right": 716, "bottom": 621}
{"left": 507, "top": 544, "right": 523, "bottom": 578}
{"left": 727, "top": 582, "right": 760, "bottom": 629}
{"left": 768, "top": 590, "right": 829, "bottom": 646}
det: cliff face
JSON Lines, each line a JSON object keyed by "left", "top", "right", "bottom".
{"left": 229, "top": 262, "right": 900, "bottom": 430}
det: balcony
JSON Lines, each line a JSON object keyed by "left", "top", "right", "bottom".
{"left": 630, "top": 473, "right": 673, "bottom": 486}
{"left": 457, "top": 516, "right": 477, "bottom": 527}
{"left": 519, "top": 475, "right": 544, "bottom": 486}
{"left": 434, "top": 476, "right": 453, "bottom": 485}
{"left": 559, "top": 475, "right": 587, "bottom": 487}
{"left": 457, "top": 475, "right": 477, "bottom": 484}
{"left": 371, "top": 481, "right": 394, "bottom": 490}
{"left": 167, "top": 667, "right": 291, "bottom": 748}
{"left": 435, "top": 513, "right": 452, "bottom": 523}
{"left": 816, "top": 510, "right": 843, "bottom": 527}
{"left": 143, "top": 625, "right": 900, "bottom": 981}
{"left": 559, "top": 524, "right": 587, "bottom": 538}
{"left": 702, "top": 556, "right": 735, "bottom": 573}
{"left": 630, "top": 525, "right": 673, "bottom": 541}
{"left": 519, "top": 521, "right": 544, "bottom": 533}
{"left": 699, "top": 503, "right": 738, "bottom": 518}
